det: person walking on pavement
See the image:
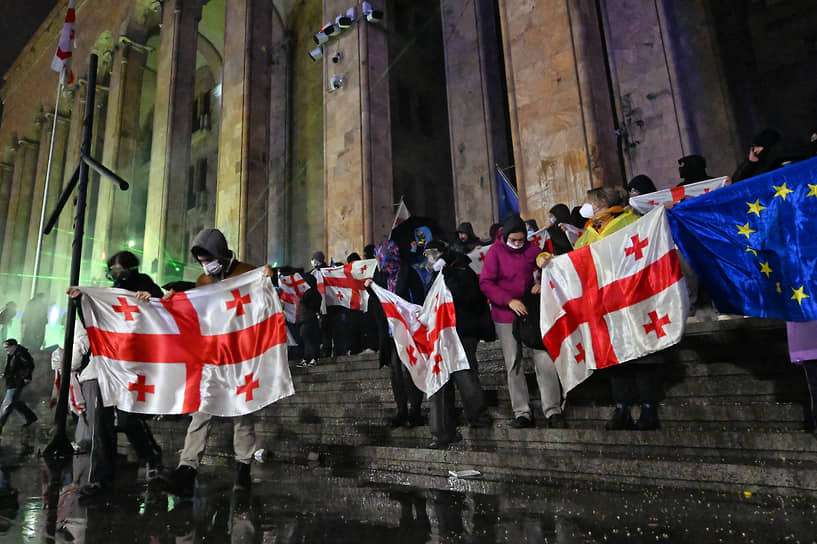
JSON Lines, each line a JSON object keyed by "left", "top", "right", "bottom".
{"left": 0, "top": 339, "right": 38, "bottom": 436}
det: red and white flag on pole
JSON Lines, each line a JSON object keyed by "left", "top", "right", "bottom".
{"left": 539, "top": 206, "right": 688, "bottom": 394}
{"left": 370, "top": 274, "right": 470, "bottom": 396}
{"left": 278, "top": 272, "right": 311, "bottom": 323}
{"left": 390, "top": 198, "right": 411, "bottom": 232}
{"left": 314, "top": 259, "right": 376, "bottom": 311}
{"left": 80, "top": 268, "right": 293, "bottom": 416}
{"left": 466, "top": 244, "right": 493, "bottom": 275}
{"left": 527, "top": 226, "right": 552, "bottom": 250}
{"left": 629, "top": 176, "right": 728, "bottom": 215}
{"left": 51, "top": 0, "right": 76, "bottom": 84}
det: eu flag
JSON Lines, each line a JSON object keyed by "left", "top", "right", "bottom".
{"left": 497, "top": 166, "right": 520, "bottom": 222}
{"left": 667, "top": 157, "right": 817, "bottom": 321}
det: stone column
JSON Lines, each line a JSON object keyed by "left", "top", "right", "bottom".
{"left": 92, "top": 37, "right": 150, "bottom": 265}
{"left": 0, "top": 138, "right": 41, "bottom": 299}
{"left": 144, "top": 0, "right": 201, "bottom": 283}
{"left": 441, "top": 0, "right": 504, "bottom": 235}
{"left": 0, "top": 162, "right": 14, "bottom": 261}
{"left": 266, "top": 24, "right": 290, "bottom": 267}
{"left": 50, "top": 83, "right": 86, "bottom": 297}
{"left": 215, "top": 0, "right": 273, "bottom": 264}
{"left": 322, "top": 0, "right": 394, "bottom": 260}
{"left": 82, "top": 85, "right": 109, "bottom": 283}
{"left": 497, "top": 0, "right": 620, "bottom": 223}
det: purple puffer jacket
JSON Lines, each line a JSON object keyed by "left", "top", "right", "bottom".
{"left": 479, "top": 237, "right": 541, "bottom": 323}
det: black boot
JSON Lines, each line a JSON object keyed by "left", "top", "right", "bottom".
{"left": 635, "top": 404, "right": 660, "bottom": 430}
{"left": 234, "top": 462, "right": 252, "bottom": 491}
{"left": 605, "top": 406, "right": 634, "bottom": 430}
{"left": 171, "top": 465, "right": 197, "bottom": 497}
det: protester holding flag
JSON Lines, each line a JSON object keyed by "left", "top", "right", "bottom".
{"left": 479, "top": 214, "right": 566, "bottom": 429}
{"left": 167, "top": 228, "right": 266, "bottom": 497}
{"left": 423, "top": 241, "right": 493, "bottom": 449}
{"left": 294, "top": 273, "right": 322, "bottom": 368}
{"left": 543, "top": 204, "right": 574, "bottom": 255}
{"left": 574, "top": 187, "right": 638, "bottom": 249}
{"left": 368, "top": 240, "right": 426, "bottom": 428}
{"left": 66, "top": 251, "right": 165, "bottom": 499}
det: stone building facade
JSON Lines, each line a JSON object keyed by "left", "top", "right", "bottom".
{"left": 0, "top": 0, "right": 814, "bottom": 317}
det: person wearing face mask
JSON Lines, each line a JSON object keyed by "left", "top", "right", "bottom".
{"left": 65, "top": 251, "right": 164, "bottom": 499}
{"left": 452, "top": 222, "right": 484, "bottom": 254}
{"left": 731, "top": 128, "right": 781, "bottom": 183}
{"left": 573, "top": 186, "right": 637, "bottom": 249}
{"left": 676, "top": 155, "right": 710, "bottom": 186}
{"left": 308, "top": 251, "right": 333, "bottom": 358}
{"left": 422, "top": 240, "right": 493, "bottom": 449}
{"left": 543, "top": 204, "right": 573, "bottom": 255}
{"left": 479, "top": 214, "right": 566, "bottom": 429}
{"left": 166, "top": 228, "right": 265, "bottom": 497}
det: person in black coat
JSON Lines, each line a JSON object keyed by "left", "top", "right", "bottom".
{"left": 367, "top": 240, "right": 426, "bottom": 428}
{"left": 0, "top": 339, "right": 37, "bottom": 433}
{"left": 423, "top": 240, "right": 493, "bottom": 448}
{"left": 732, "top": 128, "right": 782, "bottom": 183}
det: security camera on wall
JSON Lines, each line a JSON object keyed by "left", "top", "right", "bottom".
{"left": 336, "top": 15, "right": 353, "bottom": 29}
{"left": 332, "top": 51, "right": 343, "bottom": 64}
{"left": 329, "top": 75, "right": 344, "bottom": 92}
{"left": 361, "top": 1, "right": 383, "bottom": 23}
{"left": 309, "top": 46, "right": 323, "bottom": 61}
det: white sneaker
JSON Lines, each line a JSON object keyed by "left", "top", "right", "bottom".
{"left": 296, "top": 359, "right": 310, "bottom": 368}
{"left": 307, "top": 359, "right": 318, "bottom": 367}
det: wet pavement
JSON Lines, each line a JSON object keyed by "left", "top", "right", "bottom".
{"left": 0, "top": 445, "right": 814, "bottom": 543}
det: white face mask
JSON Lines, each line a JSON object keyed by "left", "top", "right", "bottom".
{"left": 431, "top": 259, "right": 445, "bottom": 272}
{"left": 506, "top": 239, "right": 524, "bottom": 250}
{"left": 203, "top": 260, "right": 223, "bottom": 276}
{"left": 549, "top": 216, "right": 556, "bottom": 225}
{"left": 579, "top": 203, "right": 595, "bottom": 219}
{"left": 310, "top": 259, "right": 318, "bottom": 268}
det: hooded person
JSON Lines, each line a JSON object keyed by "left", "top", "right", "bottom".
{"left": 731, "top": 128, "right": 782, "bottom": 183}
{"left": 168, "top": 228, "right": 264, "bottom": 497}
{"left": 478, "top": 214, "right": 567, "bottom": 429}
{"left": 452, "top": 222, "right": 483, "bottom": 254}
{"left": 366, "top": 240, "right": 426, "bottom": 428}
{"left": 677, "top": 155, "right": 710, "bottom": 186}
{"left": 627, "top": 175, "right": 657, "bottom": 196}
{"left": 422, "top": 240, "right": 493, "bottom": 449}
{"left": 543, "top": 204, "right": 574, "bottom": 255}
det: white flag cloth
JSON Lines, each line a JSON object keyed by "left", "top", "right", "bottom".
{"left": 314, "top": 259, "right": 376, "bottom": 311}
{"left": 80, "top": 268, "right": 293, "bottom": 416}
{"left": 390, "top": 198, "right": 411, "bottom": 231}
{"left": 629, "top": 176, "right": 728, "bottom": 215}
{"left": 466, "top": 244, "right": 493, "bottom": 275}
{"left": 539, "top": 207, "right": 688, "bottom": 395}
{"left": 278, "top": 272, "right": 310, "bottom": 323}
{"left": 562, "top": 223, "right": 584, "bottom": 246}
{"left": 370, "top": 274, "right": 470, "bottom": 397}
{"left": 527, "top": 226, "right": 551, "bottom": 249}
{"left": 50, "top": 0, "right": 76, "bottom": 84}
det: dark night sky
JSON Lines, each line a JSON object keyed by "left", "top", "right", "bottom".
{"left": 0, "top": 0, "right": 61, "bottom": 78}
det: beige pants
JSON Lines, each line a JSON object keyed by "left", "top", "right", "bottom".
{"left": 178, "top": 411, "right": 256, "bottom": 469}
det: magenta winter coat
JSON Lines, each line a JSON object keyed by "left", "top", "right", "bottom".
{"left": 478, "top": 236, "right": 542, "bottom": 323}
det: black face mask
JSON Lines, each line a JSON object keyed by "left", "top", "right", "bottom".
{"left": 106, "top": 268, "right": 133, "bottom": 284}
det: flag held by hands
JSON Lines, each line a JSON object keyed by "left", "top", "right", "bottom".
{"left": 370, "top": 274, "right": 470, "bottom": 397}
{"left": 540, "top": 207, "right": 688, "bottom": 394}
{"left": 80, "top": 268, "right": 293, "bottom": 416}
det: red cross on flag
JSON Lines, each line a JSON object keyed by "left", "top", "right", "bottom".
{"left": 526, "top": 226, "right": 551, "bottom": 250}
{"left": 79, "top": 268, "right": 294, "bottom": 416}
{"left": 466, "top": 244, "right": 493, "bottom": 275}
{"left": 629, "top": 176, "right": 728, "bottom": 215}
{"left": 369, "top": 274, "right": 470, "bottom": 396}
{"left": 50, "top": 0, "right": 76, "bottom": 84}
{"left": 314, "top": 259, "right": 377, "bottom": 311}
{"left": 279, "top": 272, "right": 310, "bottom": 323}
{"left": 539, "top": 206, "right": 688, "bottom": 395}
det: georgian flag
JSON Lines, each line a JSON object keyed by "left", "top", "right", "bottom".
{"left": 51, "top": 0, "right": 76, "bottom": 84}
{"left": 390, "top": 198, "right": 411, "bottom": 231}
{"left": 540, "top": 206, "right": 689, "bottom": 394}
{"left": 527, "top": 226, "right": 551, "bottom": 249}
{"left": 370, "top": 274, "right": 470, "bottom": 397}
{"left": 79, "top": 268, "right": 293, "bottom": 416}
{"left": 314, "top": 259, "right": 377, "bottom": 311}
{"left": 629, "top": 176, "right": 728, "bottom": 215}
{"left": 466, "top": 245, "right": 493, "bottom": 275}
{"left": 278, "top": 272, "right": 310, "bottom": 323}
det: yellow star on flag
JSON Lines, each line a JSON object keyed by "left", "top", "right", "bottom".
{"left": 759, "top": 262, "right": 772, "bottom": 278}
{"left": 736, "top": 223, "right": 756, "bottom": 239}
{"left": 773, "top": 183, "right": 793, "bottom": 200}
{"left": 791, "top": 286, "right": 810, "bottom": 305}
{"left": 808, "top": 184, "right": 817, "bottom": 198}
{"left": 746, "top": 200, "right": 767, "bottom": 216}
{"left": 745, "top": 247, "right": 758, "bottom": 257}
{"left": 776, "top": 282, "right": 782, "bottom": 294}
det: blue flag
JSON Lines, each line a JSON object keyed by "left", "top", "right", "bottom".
{"left": 667, "top": 157, "right": 817, "bottom": 321}
{"left": 497, "top": 167, "right": 519, "bottom": 221}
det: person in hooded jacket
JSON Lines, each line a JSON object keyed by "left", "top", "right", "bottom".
{"left": 423, "top": 240, "right": 493, "bottom": 449}
{"left": 366, "top": 240, "right": 426, "bottom": 428}
{"left": 479, "top": 214, "right": 566, "bottom": 429}
{"left": 66, "top": 250, "right": 165, "bottom": 498}
{"left": 0, "top": 338, "right": 37, "bottom": 434}
{"left": 731, "top": 128, "right": 781, "bottom": 183}
{"left": 542, "top": 204, "right": 574, "bottom": 255}
{"left": 676, "top": 155, "right": 711, "bottom": 186}
{"left": 452, "top": 222, "right": 485, "bottom": 255}
{"left": 166, "top": 228, "right": 269, "bottom": 497}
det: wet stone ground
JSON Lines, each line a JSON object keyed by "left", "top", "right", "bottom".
{"left": 0, "top": 445, "right": 814, "bottom": 543}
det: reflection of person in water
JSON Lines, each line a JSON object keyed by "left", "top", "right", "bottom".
{"left": 391, "top": 489, "right": 430, "bottom": 542}
{"left": 431, "top": 489, "right": 465, "bottom": 539}
{"left": 0, "top": 468, "right": 19, "bottom": 535}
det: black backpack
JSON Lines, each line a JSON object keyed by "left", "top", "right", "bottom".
{"left": 512, "top": 291, "right": 547, "bottom": 351}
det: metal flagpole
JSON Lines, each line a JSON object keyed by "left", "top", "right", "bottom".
{"left": 31, "top": 78, "right": 64, "bottom": 298}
